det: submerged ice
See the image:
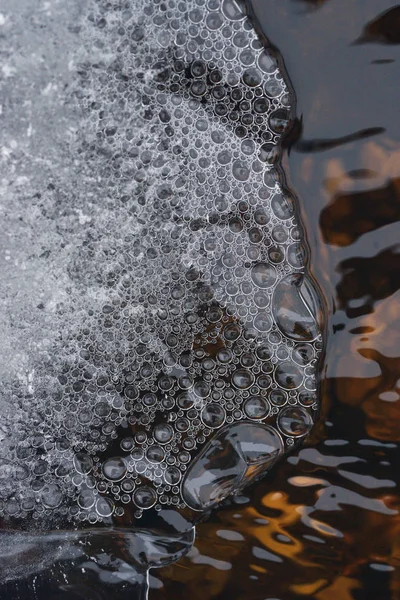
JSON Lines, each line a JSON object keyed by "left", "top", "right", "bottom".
{"left": 0, "top": 0, "right": 323, "bottom": 526}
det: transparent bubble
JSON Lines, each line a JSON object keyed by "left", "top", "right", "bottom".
{"left": 253, "top": 312, "right": 273, "bottom": 333}
{"left": 258, "top": 51, "right": 276, "bottom": 74}
{"left": 244, "top": 396, "right": 270, "bottom": 419}
{"left": 259, "top": 143, "right": 280, "bottom": 165}
{"left": 243, "top": 67, "right": 262, "bottom": 87}
{"left": 206, "top": 11, "right": 223, "bottom": 30}
{"left": 164, "top": 466, "right": 182, "bottom": 485}
{"left": 232, "top": 160, "right": 250, "bottom": 181}
{"left": 272, "top": 274, "right": 320, "bottom": 342}
{"left": 292, "top": 344, "right": 314, "bottom": 366}
{"left": 274, "top": 362, "right": 303, "bottom": 390}
{"left": 232, "top": 369, "right": 255, "bottom": 389}
{"left": 102, "top": 457, "right": 127, "bottom": 482}
{"left": 194, "top": 380, "right": 210, "bottom": 399}
{"left": 73, "top": 453, "right": 93, "bottom": 475}
{"left": 299, "top": 390, "right": 317, "bottom": 407}
{"left": 270, "top": 389, "right": 288, "bottom": 407}
{"left": 40, "top": 484, "right": 63, "bottom": 509}
{"left": 78, "top": 490, "right": 96, "bottom": 510}
{"left": 191, "top": 60, "right": 207, "bottom": 78}
{"left": 277, "top": 406, "right": 313, "bottom": 437}
{"left": 147, "top": 445, "right": 165, "bottom": 463}
{"left": 253, "top": 97, "right": 270, "bottom": 114}
{"left": 251, "top": 263, "right": 277, "bottom": 289}
{"left": 254, "top": 207, "right": 270, "bottom": 226}
{"left": 268, "top": 245, "right": 285, "bottom": 264}
{"left": 177, "top": 392, "right": 194, "bottom": 410}
{"left": 201, "top": 403, "right": 226, "bottom": 428}
{"left": 271, "top": 193, "right": 295, "bottom": 220}
{"left": 221, "top": 0, "right": 246, "bottom": 21}
{"left": 182, "top": 423, "right": 283, "bottom": 510}
{"left": 223, "top": 323, "right": 241, "bottom": 341}
{"left": 96, "top": 497, "right": 115, "bottom": 518}
{"left": 288, "top": 242, "right": 307, "bottom": 269}
{"left": 269, "top": 108, "right": 290, "bottom": 134}
{"left": 153, "top": 424, "right": 174, "bottom": 444}
{"left": 133, "top": 486, "right": 157, "bottom": 509}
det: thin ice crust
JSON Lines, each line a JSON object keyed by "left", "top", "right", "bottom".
{"left": 0, "top": 0, "right": 322, "bottom": 527}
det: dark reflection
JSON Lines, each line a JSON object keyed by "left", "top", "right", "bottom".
{"left": 292, "top": 0, "right": 330, "bottom": 7}
{"left": 355, "top": 5, "right": 400, "bottom": 45}
{"left": 296, "top": 127, "right": 385, "bottom": 153}
{"left": 336, "top": 245, "right": 400, "bottom": 317}
{"left": 371, "top": 58, "right": 396, "bottom": 63}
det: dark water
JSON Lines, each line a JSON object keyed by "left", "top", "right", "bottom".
{"left": 151, "top": 2, "right": 400, "bottom": 598}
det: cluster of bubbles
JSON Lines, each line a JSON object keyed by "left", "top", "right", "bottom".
{"left": 0, "top": 0, "right": 322, "bottom": 526}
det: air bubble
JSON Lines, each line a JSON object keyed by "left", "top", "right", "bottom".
{"left": 269, "top": 109, "right": 290, "bottom": 134}
{"left": 232, "top": 369, "right": 255, "bottom": 389}
{"left": 201, "top": 403, "right": 226, "bottom": 428}
{"left": 270, "top": 389, "right": 287, "bottom": 406}
{"left": 292, "top": 344, "right": 314, "bottom": 366}
{"left": 40, "top": 484, "right": 63, "bottom": 509}
{"left": 146, "top": 445, "right": 165, "bottom": 463}
{"left": 73, "top": 453, "right": 93, "bottom": 475}
{"left": 251, "top": 263, "right": 277, "bottom": 288}
{"left": 154, "top": 424, "right": 174, "bottom": 444}
{"left": 272, "top": 274, "right": 320, "bottom": 342}
{"left": 96, "top": 497, "right": 115, "bottom": 518}
{"left": 244, "top": 396, "right": 270, "bottom": 419}
{"left": 165, "top": 466, "right": 182, "bottom": 485}
{"left": 102, "top": 457, "right": 127, "bottom": 482}
{"left": 253, "top": 312, "right": 272, "bottom": 333}
{"left": 271, "top": 193, "right": 295, "bottom": 220}
{"left": 277, "top": 406, "right": 313, "bottom": 437}
{"left": 232, "top": 160, "right": 250, "bottom": 181}
{"left": 274, "top": 362, "right": 303, "bottom": 390}
{"left": 299, "top": 390, "right": 317, "bottom": 407}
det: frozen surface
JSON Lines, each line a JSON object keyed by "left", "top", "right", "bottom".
{"left": 0, "top": 0, "right": 323, "bottom": 529}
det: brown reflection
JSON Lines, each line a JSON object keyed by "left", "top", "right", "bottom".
{"left": 336, "top": 245, "right": 400, "bottom": 317}
{"left": 155, "top": 427, "right": 400, "bottom": 599}
{"left": 355, "top": 6, "right": 400, "bottom": 45}
{"left": 329, "top": 347, "right": 400, "bottom": 441}
{"left": 320, "top": 177, "right": 400, "bottom": 246}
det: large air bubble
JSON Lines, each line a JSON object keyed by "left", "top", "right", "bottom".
{"left": 182, "top": 423, "right": 284, "bottom": 510}
{"left": 272, "top": 274, "right": 321, "bottom": 342}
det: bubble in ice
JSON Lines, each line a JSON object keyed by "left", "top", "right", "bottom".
{"left": 244, "top": 396, "right": 270, "bottom": 420}
{"left": 182, "top": 422, "right": 283, "bottom": 510}
{"left": 153, "top": 424, "right": 174, "bottom": 445}
{"left": 251, "top": 263, "right": 277, "bottom": 289}
{"left": 0, "top": 0, "right": 323, "bottom": 526}
{"left": 277, "top": 406, "right": 314, "bottom": 438}
{"left": 102, "top": 457, "right": 127, "bottom": 482}
{"left": 274, "top": 361, "right": 304, "bottom": 390}
{"left": 201, "top": 403, "right": 226, "bottom": 428}
{"left": 134, "top": 487, "right": 157, "bottom": 509}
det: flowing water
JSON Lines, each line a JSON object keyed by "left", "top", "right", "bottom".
{"left": 0, "top": 0, "right": 399, "bottom": 599}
